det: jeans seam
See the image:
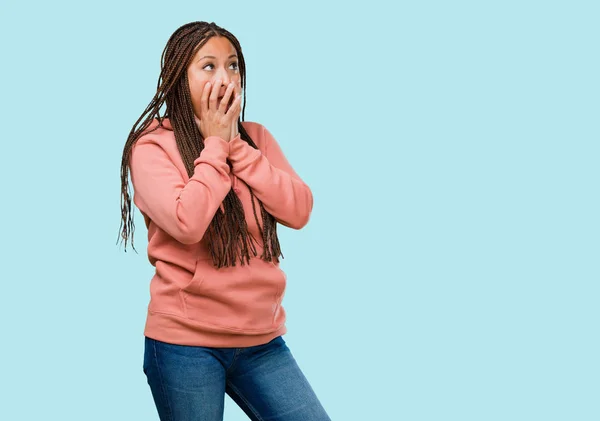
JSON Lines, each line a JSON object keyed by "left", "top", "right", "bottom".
{"left": 153, "top": 339, "right": 174, "bottom": 421}
{"left": 227, "top": 381, "right": 265, "bottom": 421}
{"left": 226, "top": 348, "right": 243, "bottom": 375}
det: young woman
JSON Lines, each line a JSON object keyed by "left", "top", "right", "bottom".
{"left": 117, "top": 21, "right": 331, "bottom": 421}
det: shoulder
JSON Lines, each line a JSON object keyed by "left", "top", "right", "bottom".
{"left": 138, "top": 118, "right": 175, "bottom": 142}
{"left": 241, "top": 120, "right": 277, "bottom": 144}
{"left": 241, "top": 120, "right": 264, "bottom": 136}
{"left": 240, "top": 120, "right": 269, "bottom": 150}
{"left": 135, "top": 118, "right": 174, "bottom": 147}
{"left": 130, "top": 119, "right": 178, "bottom": 167}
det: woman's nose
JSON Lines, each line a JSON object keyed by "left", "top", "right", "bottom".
{"left": 214, "top": 79, "right": 231, "bottom": 95}
{"left": 214, "top": 76, "right": 231, "bottom": 87}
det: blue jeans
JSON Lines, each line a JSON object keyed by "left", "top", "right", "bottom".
{"left": 143, "top": 335, "right": 331, "bottom": 420}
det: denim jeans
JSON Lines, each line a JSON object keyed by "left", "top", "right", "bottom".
{"left": 143, "top": 335, "right": 331, "bottom": 420}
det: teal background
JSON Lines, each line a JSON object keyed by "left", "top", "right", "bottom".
{"left": 2, "top": 0, "right": 598, "bottom": 419}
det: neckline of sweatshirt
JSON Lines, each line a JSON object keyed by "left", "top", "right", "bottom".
{"left": 129, "top": 117, "right": 314, "bottom": 347}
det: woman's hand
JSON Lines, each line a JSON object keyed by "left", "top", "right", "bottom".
{"left": 194, "top": 79, "right": 242, "bottom": 142}
{"left": 231, "top": 112, "right": 240, "bottom": 140}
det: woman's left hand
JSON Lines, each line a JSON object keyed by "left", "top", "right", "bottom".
{"left": 231, "top": 117, "right": 239, "bottom": 140}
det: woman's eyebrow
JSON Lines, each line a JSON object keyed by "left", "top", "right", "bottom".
{"left": 197, "top": 54, "right": 238, "bottom": 62}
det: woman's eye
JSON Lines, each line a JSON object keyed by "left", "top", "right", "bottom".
{"left": 203, "top": 62, "right": 239, "bottom": 71}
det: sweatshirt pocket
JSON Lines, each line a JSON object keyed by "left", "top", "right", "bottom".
{"left": 179, "top": 256, "right": 286, "bottom": 334}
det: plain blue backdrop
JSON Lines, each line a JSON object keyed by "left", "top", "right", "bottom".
{"left": 1, "top": 0, "right": 598, "bottom": 420}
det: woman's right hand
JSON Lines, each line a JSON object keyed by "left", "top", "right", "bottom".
{"left": 194, "top": 79, "right": 242, "bottom": 142}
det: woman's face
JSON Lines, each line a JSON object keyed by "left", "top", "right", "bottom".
{"left": 187, "top": 36, "right": 241, "bottom": 119}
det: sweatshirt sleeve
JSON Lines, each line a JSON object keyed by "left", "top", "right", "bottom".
{"left": 228, "top": 124, "right": 313, "bottom": 229}
{"left": 130, "top": 135, "right": 233, "bottom": 244}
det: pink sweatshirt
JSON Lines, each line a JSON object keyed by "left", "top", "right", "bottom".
{"left": 129, "top": 118, "right": 313, "bottom": 347}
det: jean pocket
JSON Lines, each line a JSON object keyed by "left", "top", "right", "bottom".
{"left": 142, "top": 337, "right": 151, "bottom": 376}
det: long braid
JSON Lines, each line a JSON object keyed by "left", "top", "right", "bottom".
{"left": 117, "top": 21, "right": 284, "bottom": 268}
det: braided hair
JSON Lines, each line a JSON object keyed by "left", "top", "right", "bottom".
{"left": 117, "top": 21, "right": 283, "bottom": 268}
